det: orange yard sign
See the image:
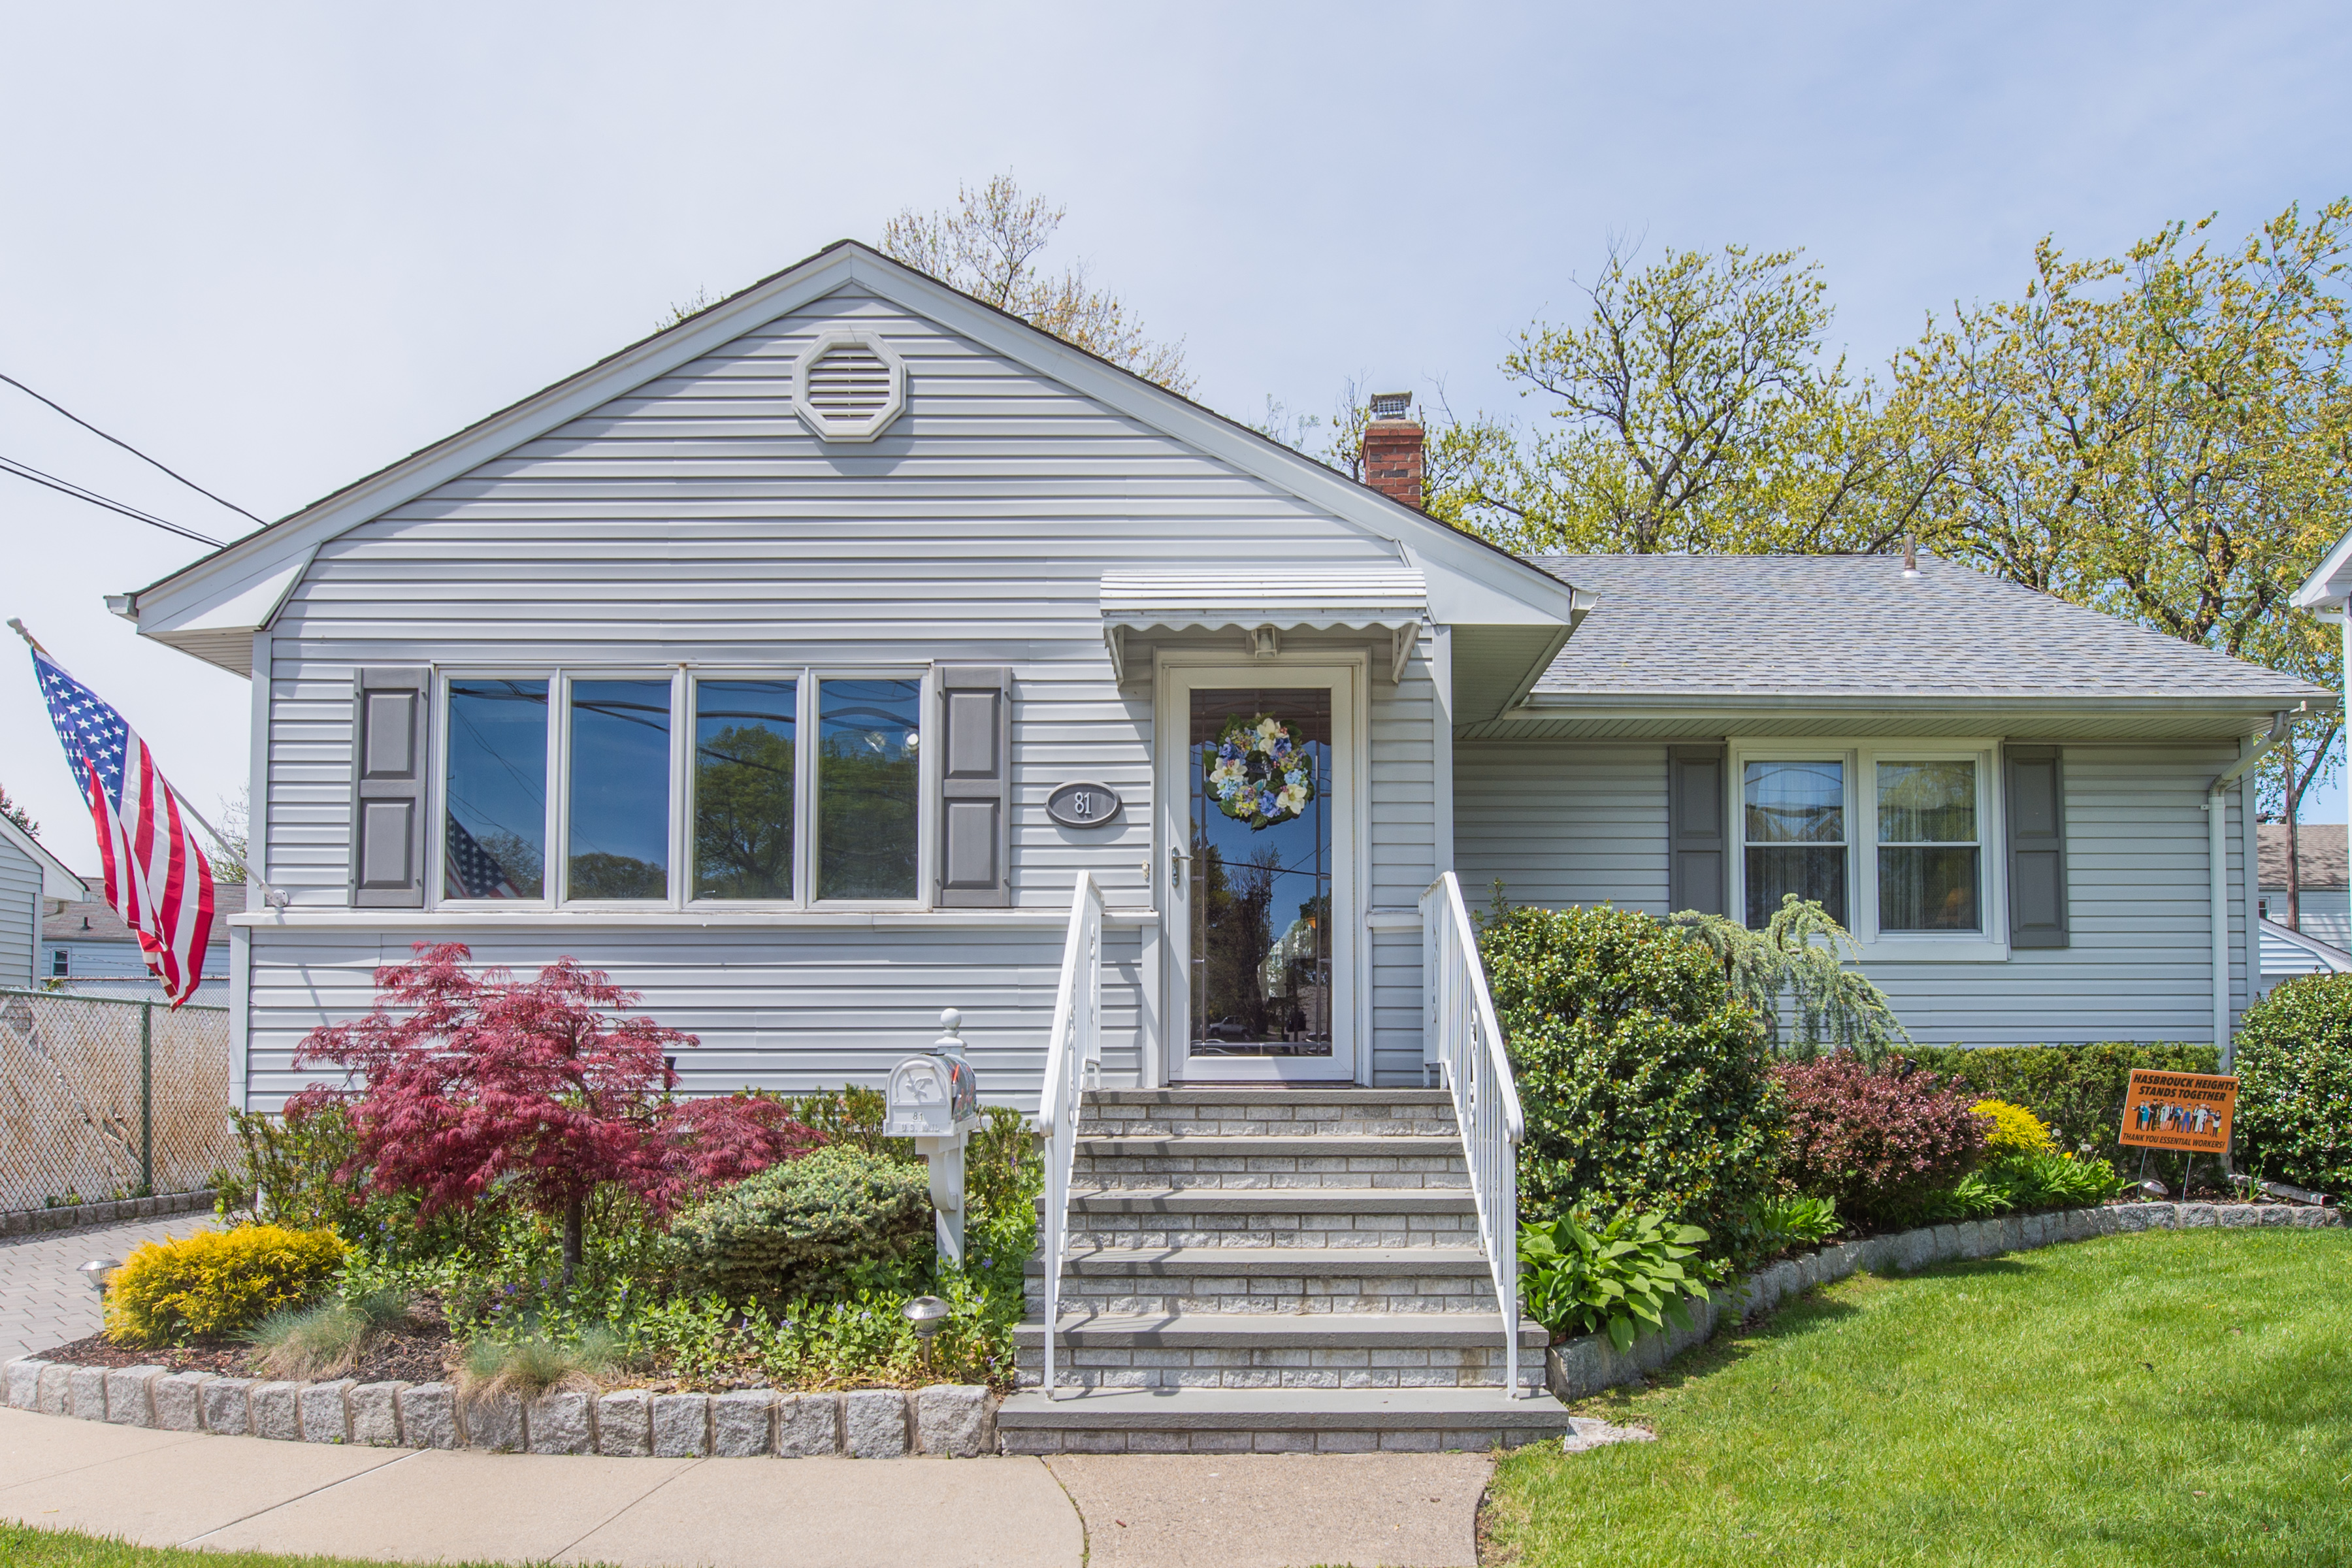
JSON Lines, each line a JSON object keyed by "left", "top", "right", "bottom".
{"left": 2117, "top": 1069, "right": 2238, "bottom": 1154}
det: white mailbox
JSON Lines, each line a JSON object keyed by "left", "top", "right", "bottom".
{"left": 883, "top": 1008, "right": 982, "bottom": 1267}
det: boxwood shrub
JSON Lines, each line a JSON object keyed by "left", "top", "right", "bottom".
{"left": 670, "top": 1144, "right": 930, "bottom": 1303}
{"left": 1478, "top": 903, "right": 1782, "bottom": 1252}
{"left": 1903, "top": 1043, "right": 2220, "bottom": 1167}
{"left": 2232, "top": 974, "right": 2352, "bottom": 1193}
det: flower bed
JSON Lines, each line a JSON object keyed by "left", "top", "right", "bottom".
{"left": 1543, "top": 1199, "right": 2341, "bottom": 1402}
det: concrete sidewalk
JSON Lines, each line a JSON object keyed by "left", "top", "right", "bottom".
{"left": 0, "top": 1407, "right": 1492, "bottom": 1567}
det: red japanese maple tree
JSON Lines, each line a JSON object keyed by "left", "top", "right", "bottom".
{"left": 292, "top": 943, "right": 815, "bottom": 1282}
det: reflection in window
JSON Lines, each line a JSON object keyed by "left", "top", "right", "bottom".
{"left": 1744, "top": 760, "right": 1846, "bottom": 926}
{"left": 694, "top": 679, "right": 796, "bottom": 900}
{"left": 444, "top": 679, "right": 547, "bottom": 899}
{"left": 567, "top": 679, "right": 671, "bottom": 900}
{"left": 1878, "top": 760, "right": 1980, "bottom": 931}
{"left": 818, "top": 679, "right": 921, "bottom": 900}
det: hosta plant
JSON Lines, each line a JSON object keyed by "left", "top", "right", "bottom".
{"left": 1518, "top": 1208, "right": 1712, "bottom": 1354}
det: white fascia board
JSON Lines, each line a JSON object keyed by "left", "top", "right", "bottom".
{"left": 0, "top": 815, "right": 87, "bottom": 900}
{"left": 128, "top": 243, "right": 1583, "bottom": 638}
{"left": 2259, "top": 916, "right": 2352, "bottom": 972}
{"left": 2293, "top": 526, "right": 2352, "bottom": 612}
{"left": 140, "top": 551, "right": 312, "bottom": 642}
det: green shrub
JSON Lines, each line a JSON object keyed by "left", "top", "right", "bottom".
{"left": 1903, "top": 1043, "right": 2220, "bottom": 1168}
{"left": 670, "top": 1145, "right": 931, "bottom": 1303}
{"left": 1479, "top": 903, "right": 1783, "bottom": 1248}
{"left": 2233, "top": 975, "right": 2352, "bottom": 1192}
{"left": 105, "top": 1225, "right": 350, "bottom": 1347}
{"left": 1518, "top": 1209, "right": 1712, "bottom": 1352}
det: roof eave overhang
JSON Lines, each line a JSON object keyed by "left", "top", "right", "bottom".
{"left": 2294, "top": 527, "right": 2352, "bottom": 613}
{"left": 122, "top": 242, "right": 1585, "bottom": 674}
{"left": 1507, "top": 691, "right": 2338, "bottom": 719}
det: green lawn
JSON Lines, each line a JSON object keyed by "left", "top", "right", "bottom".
{"left": 1484, "top": 1228, "right": 2352, "bottom": 1568}
{"left": 0, "top": 1526, "right": 584, "bottom": 1568}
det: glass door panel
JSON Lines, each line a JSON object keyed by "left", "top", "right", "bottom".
{"left": 1188, "top": 688, "right": 1333, "bottom": 1060}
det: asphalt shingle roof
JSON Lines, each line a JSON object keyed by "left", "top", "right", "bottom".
{"left": 1531, "top": 553, "right": 2333, "bottom": 703}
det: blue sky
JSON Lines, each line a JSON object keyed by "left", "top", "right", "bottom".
{"left": 3, "top": 1, "right": 2347, "bottom": 872}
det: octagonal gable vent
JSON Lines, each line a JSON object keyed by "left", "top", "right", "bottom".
{"left": 791, "top": 327, "right": 907, "bottom": 442}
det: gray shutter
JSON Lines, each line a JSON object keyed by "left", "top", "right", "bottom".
{"left": 1667, "top": 745, "right": 1727, "bottom": 916}
{"left": 350, "top": 667, "right": 429, "bottom": 908}
{"left": 937, "top": 666, "right": 1011, "bottom": 907}
{"left": 2006, "top": 745, "right": 2068, "bottom": 948}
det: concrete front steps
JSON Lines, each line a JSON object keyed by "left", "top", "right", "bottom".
{"left": 1002, "top": 1087, "right": 1569, "bottom": 1454}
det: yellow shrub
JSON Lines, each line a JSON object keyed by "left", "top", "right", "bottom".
{"left": 104, "top": 1224, "right": 350, "bottom": 1347}
{"left": 1971, "top": 1098, "right": 2057, "bottom": 1155}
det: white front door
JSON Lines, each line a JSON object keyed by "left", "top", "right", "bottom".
{"left": 1159, "top": 659, "right": 1361, "bottom": 1083}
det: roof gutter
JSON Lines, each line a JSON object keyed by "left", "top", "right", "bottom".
{"left": 2210, "top": 708, "right": 2298, "bottom": 1070}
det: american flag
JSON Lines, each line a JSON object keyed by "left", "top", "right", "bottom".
{"left": 444, "top": 815, "right": 521, "bottom": 900}
{"left": 29, "top": 644, "right": 215, "bottom": 1006}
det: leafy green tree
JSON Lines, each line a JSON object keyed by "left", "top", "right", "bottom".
{"left": 0, "top": 783, "right": 37, "bottom": 839}
{"left": 881, "top": 174, "right": 1192, "bottom": 393}
{"left": 694, "top": 723, "right": 793, "bottom": 898}
{"left": 1426, "top": 242, "right": 1959, "bottom": 556}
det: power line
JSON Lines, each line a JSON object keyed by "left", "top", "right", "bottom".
{"left": 0, "top": 452, "right": 225, "bottom": 547}
{"left": 0, "top": 370, "right": 266, "bottom": 527}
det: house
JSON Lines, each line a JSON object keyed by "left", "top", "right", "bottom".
{"left": 0, "top": 815, "right": 86, "bottom": 989}
{"left": 2254, "top": 823, "right": 2352, "bottom": 986}
{"left": 109, "top": 240, "right": 2334, "bottom": 1449}
{"left": 40, "top": 879, "right": 242, "bottom": 1000}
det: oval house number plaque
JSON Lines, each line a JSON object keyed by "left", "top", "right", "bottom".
{"left": 1045, "top": 781, "right": 1122, "bottom": 828}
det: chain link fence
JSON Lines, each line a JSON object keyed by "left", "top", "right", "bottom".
{"left": 0, "top": 988, "right": 234, "bottom": 1211}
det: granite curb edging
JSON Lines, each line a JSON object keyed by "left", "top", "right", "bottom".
{"left": 0, "top": 1189, "right": 219, "bottom": 1239}
{"left": 1, "top": 1356, "right": 999, "bottom": 1458}
{"left": 1546, "top": 1200, "right": 2342, "bottom": 1401}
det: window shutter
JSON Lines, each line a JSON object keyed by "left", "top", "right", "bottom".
{"left": 2006, "top": 745, "right": 2068, "bottom": 948}
{"left": 350, "top": 667, "right": 429, "bottom": 908}
{"left": 1667, "top": 745, "right": 1727, "bottom": 916}
{"left": 937, "top": 666, "right": 1011, "bottom": 907}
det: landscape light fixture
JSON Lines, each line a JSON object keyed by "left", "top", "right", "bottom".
{"left": 2136, "top": 1180, "right": 2170, "bottom": 1200}
{"left": 80, "top": 1258, "right": 122, "bottom": 1294}
{"left": 902, "top": 1296, "right": 951, "bottom": 1339}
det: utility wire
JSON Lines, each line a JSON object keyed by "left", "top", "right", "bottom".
{"left": 0, "top": 452, "right": 225, "bottom": 547}
{"left": 0, "top": 370, "right": 266, "bottom": 526}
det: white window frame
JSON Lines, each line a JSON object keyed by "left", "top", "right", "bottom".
{"left": 1728, "top": 738, "right": 2009, "bottom": 962}
{"left": 429, "top": 664, "right": 934, "bottom": 914}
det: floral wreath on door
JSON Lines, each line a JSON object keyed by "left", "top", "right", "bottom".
{"left": 1205, "top": 714, "right": 1318, "bottom": 830}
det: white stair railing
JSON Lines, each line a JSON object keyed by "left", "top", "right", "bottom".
{"left": 1035, "top": 870, "right": 1103, "bottom": 1399}
{"left": 1420, "top": 871, "right": 1526, "bottom": 1397}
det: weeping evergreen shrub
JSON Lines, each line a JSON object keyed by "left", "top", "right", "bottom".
{"left": 1477, "top": 902, "right": 1784, "bottom": 1253}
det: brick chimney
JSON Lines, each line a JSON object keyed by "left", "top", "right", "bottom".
{"left": 1361, "top": 391, "right": 1424, "bottom": 510}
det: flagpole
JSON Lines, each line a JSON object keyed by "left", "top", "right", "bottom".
{"left": 9, "top": 617, "right": 285, "bottom": 910}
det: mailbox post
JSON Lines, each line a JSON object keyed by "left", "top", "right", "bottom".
{"left": 881, "top": 1008, "right": 982, "bottom": 1268}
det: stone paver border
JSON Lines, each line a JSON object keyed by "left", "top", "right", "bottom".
{"left": 0, "top": 1189, "right": 216, "bottom": 1239}
{"left": 1546, "top": 1200, "right": 2341, "bottom": 1401}
{"left": 2, "top": 1357, "right": 1000, "bottom": 1458}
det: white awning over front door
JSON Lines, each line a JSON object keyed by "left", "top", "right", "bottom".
{"left": 1100, "top": 568, "right": 1429, "bottom": 682}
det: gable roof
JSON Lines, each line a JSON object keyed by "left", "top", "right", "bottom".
{"left": 0, "top": 815, "right": 86, "bottom": 900}
{"left": 119, "top": 241, "right": 1585, "bottom": 674}
{"left": 45, "top": 879, "right": 246, "bottom": 943}
{"left": 1518, "top": 553, "right": 2334, "bottom": 713}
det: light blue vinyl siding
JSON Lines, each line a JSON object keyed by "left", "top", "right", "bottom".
{"left": 0, "top": 838, "right": 38, "bottom": 988}
{"left": 248, "top": 286, "right": 1439, "bottom": 1098}
{"left": 1454, "top": 738, "right": 2255, "bottom": 1046}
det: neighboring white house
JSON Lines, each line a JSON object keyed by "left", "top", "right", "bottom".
{"left": 108, "top": 240, "right": 2335, "bottom": 1105}
{"left": 0, "top": 815, "right": 86, "bottom": 990}
{"left": 40, "top": 879, "right": 240, "bottom": 1000}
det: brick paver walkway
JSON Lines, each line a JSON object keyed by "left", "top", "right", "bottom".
{"left": 0, "top": 1213, "right": 213, "bottom": 1362}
